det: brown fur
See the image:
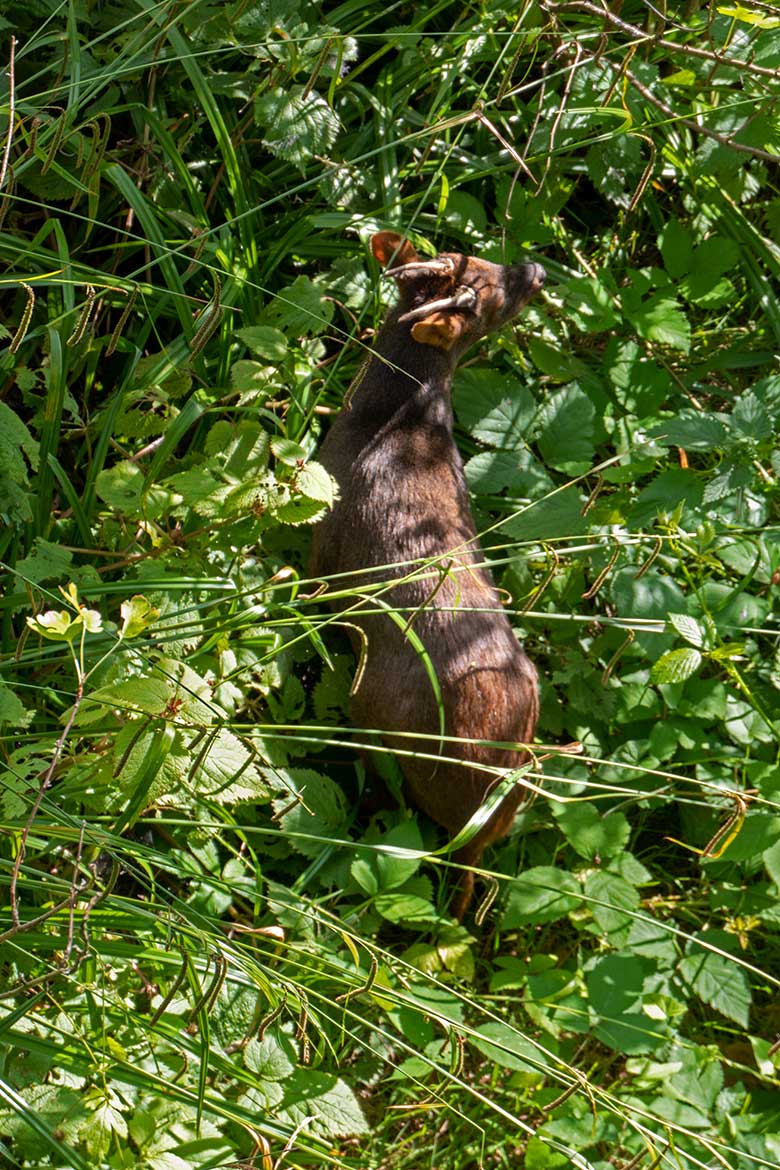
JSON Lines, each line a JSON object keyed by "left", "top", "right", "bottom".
{"left": 310, "top": 232, "right": 546, "bottom": 918}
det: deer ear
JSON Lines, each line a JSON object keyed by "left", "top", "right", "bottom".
{"left": 371, "top": 231, "right": 420, "bottom": 269}
{"left": 411, "top": 313, "right": 464, "bottom": 351}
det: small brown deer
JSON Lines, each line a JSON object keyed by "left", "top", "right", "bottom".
{"left": 310, "top": 231, "right": 546, "bottom": 917}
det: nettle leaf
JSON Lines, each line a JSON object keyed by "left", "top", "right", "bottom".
{"left": 197, "top": 729, "right": 270, "bottom": 804}
{"left": 272, "top": 769, "right": 350, "bottom": 859}
{"left": 650, "top": 647, "right": 702, "bottom": 684}
{"left": 374, "top": 892, "right": 438, "bottom": 924}
{"left": 501, "top": 485, "right": 588, "bottom": 543}
{"left": 452, "top": 367, "right": 536, "bottom": 448}
{"left": 244, "top": 1034, "right": 295, "bottom": 1081}
{"left": 648, "top": 411, "right": 730, "bottom": 449}
{"left": 465, "top": 448, "right": 552, "bottom": 495}
{"left": 702, "top": 461, "right": 752, "bottom": 504}
{"left": 15, "top": 537, "right": 73, "bottom": 584}
{"left": 552, "top": 801, "right": 630, "bottom": 861}
{"left": 604, "top": 339, "right": 671, "bottom": 415}
{"left": 255, "top": 85, "right": 341, "bottom": 171}
{"left": 502, "top": 866, "right": 583, "bottom": 927}
{"left": 585, "top": 869, "right": 640, "bottom": 944}
{"left": 262, "top": 275, "right": 334, "bottom": 336}
{"left": 95, "top": 460, "right": 145, "bottom": 512}
{"left": 280, "top": 1071, "right": 368, "bottom": 1137}
{"left": 678, "top": 949, "right": 751, "bottom": 1026}
{"left": 535, "top": 383, "right": 596, "bottom": 472}
{"left": 0, "top": 683, "right": 33, "bottom": 729}
{"left": 235, "top": 325, "right": 288, "bottom": 362}
{"left": 732, "top": 390, "right": 773, "bottom": 441}
{"left": 667, "top": 613, "right": 704, "bottom": 648}
{"left": 623, "top": 292, "right": 691, "bottom": 353}
{"left": 564, "top": 275, "right": 619, "bottom": 333}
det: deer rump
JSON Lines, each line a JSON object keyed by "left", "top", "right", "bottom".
{"left": 310, "top": 231, "right": 545, "bottom": 918}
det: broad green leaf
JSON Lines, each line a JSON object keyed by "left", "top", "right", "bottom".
{"left": 262, "top": 275, "right": 334, "bottom": 335}
{"left": 678, "top": 950, "right": 751, "bottom": 1026}
{"left": 280, "top": 1072, "right": 368, "bottom": 1137}
{"left": 374, "top": 892, "right": 438, "bottom": 924}
{"left": 651, "top": 647, "right": 702, "bottom": 684}
{"left": 0, "top": 684, "right": 32, "bottom": 729}
{"left": 501, "top": 485, "right": 588, "bottom": 543}
{"left": 667, "top": 612, "right": 704, "bottom": 647}
{"left": 732, "top": 390, "right": 773, "bottom": 441}
{"left": 95, "top": 460, "right": 145, "bottom": 512}
{"left": 235, "top": 325, "right": 288, "bottom": 361}
{"left": 244, "top": 1035, "right": 295, "bottom": 1081}
{"left": 649, "top": 410, "right": 729, "bottom": 448}
{"left": 552, "top": 801, "right": 630, "bottom": 861}
{"left": 14, "top": 538, "right": 73, "bottom": 584}
{"left": 471, "top": 1022, "right": 547, "bottom": 1074}
{"left": 502, "top": 866, "right": 583, "bottom": 927}
{"left": 452, "top": 366, "right": 536, "bottom": 448}
{"left": 255, "top": 86, "right": 341, "bottom": 172}
{"left": 272, "top": 769, "right": 349, "bottom": 859}
{"left": 585, "top": 869, "right": 640, "bottom": 943}
{"left": 535, "top": 382, "right": 596, "bottom": 472}
{"left": 623, "top": 293, "right": 690, "bottom": 352}
{"left": 564, "top": 275, "right": 619, "bottom": 333}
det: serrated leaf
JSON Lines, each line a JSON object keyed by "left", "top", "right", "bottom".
{"left": 452, "top": 366, "right": 536, "bottom": 448}
{"left": 280, "top": 1072, "right": 368, "bottom": 1137}
{"left": 263, "top": 275, "right": 334, "bottom": 336}
{"left": 648, "top": 411, "right": 729, "bottom": 449}
{"left": 585, "top": 869, "right": 640, "bottom": 943}
{"left": 624, "top": 293, "right": 690, "bottom": 352}
{"left": 678, "top": 950, "right": 751, "bottom": 1026}
{"left": 374, "top": 893, "right": 438, "bottom": 924}
{"left": 552, "top": 801, "right": 630, "bottom": 861}
{"left": 15, "top": 538, "right": 73, "bottom": 584}
{"left": 472, "top": 1022, "right": 547, "bottom": 1073}
{"left": 732, "top": 390, "right": 772, "bottom": 441}
{"left": 95, "top": 460, "right": 145, "bottom": 512}
{"left": 667, "top": 612, "right": 704, "bottom": 647}
{"left": 235, "top": 325, "right": 288, "bottom": 361}
{"left": 535, "top": 382, "right": 596, "bottom": 471}
{"left": 502, "top": 866, "right": 583, "bottom": 927}
{"left": 255, "top": 86, "right": 341, "bottom": 171}
{"left": 650, "top": 647, "right": 702, "bottom": 684}
{"left": 272, "top": 769, "right": 349, "bottom": 859}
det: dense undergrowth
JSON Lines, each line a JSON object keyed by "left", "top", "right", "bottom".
{"left": 1, "top": 1, "right": 780, "bottom": 1168}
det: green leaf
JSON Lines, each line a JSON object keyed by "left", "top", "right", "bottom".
{"left": 471, "top": 1022, "right": 547, "bottom": 1073}
{"left": 255, "top": 86, "right": 341, "bottom": 172}
{"left": 678, "top": 949, "right": 751, "bottom": 1026}
{"left": 374, "top": 892, "right": 438, "bottom": 924}
{"left": 660, "top": 219, "right": 694, "bottom": 280}
{"left": 732, "top": 390, "right": 773, "bottom": 441}
{"left": 667, "top": 612, "right": 704, "bottom": 648}
{"left": 272, "top": 769, "right": 349, "bottom": 859}
{"left": 552, "top": 801, "right": 630, "bottom": 861}
{"left": 235, "top": 325, "right": 289, "bottom": 361}
{"left": 14, "top": 538, "right": 73, "bottom": 584}
{"left": 244, "top": 1034, "right": 295, "bottom": 1081}
{"left": 535, "top": 383, "right": 596, "bottom": 472}
{"left": 564, "top": 275, "right": 619, "bottom": 333}
{"left": 280, "top": 1072, "right": 368, "bottom": 1137}
{"left": 501, "top": 485, "right": 588, "bottom": 543}
{"left": 262, "top": 275, "right": 334, "bottom": 336}
{"left": 649, "top": 410, "right": 730, "bottom": 448}
{"left": 95, "top": 460, "right": 145, "bottom": 512}
{"left": 452, "top": 366, "right": 536, "bottom": 449}
{"left": 502, "top": 866, "right": 583, "bottom": 927}
{"left": 650, "top": 647, "right": 702, "bottom": 684}
{"left": 624, "top": 293, "right": 691, "bottom": 352}
{"left": 0, "top": 684, "right": 33, "bottom": 729}
{"left": 585, "top": 869, "right": 640, "bottom": 944}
